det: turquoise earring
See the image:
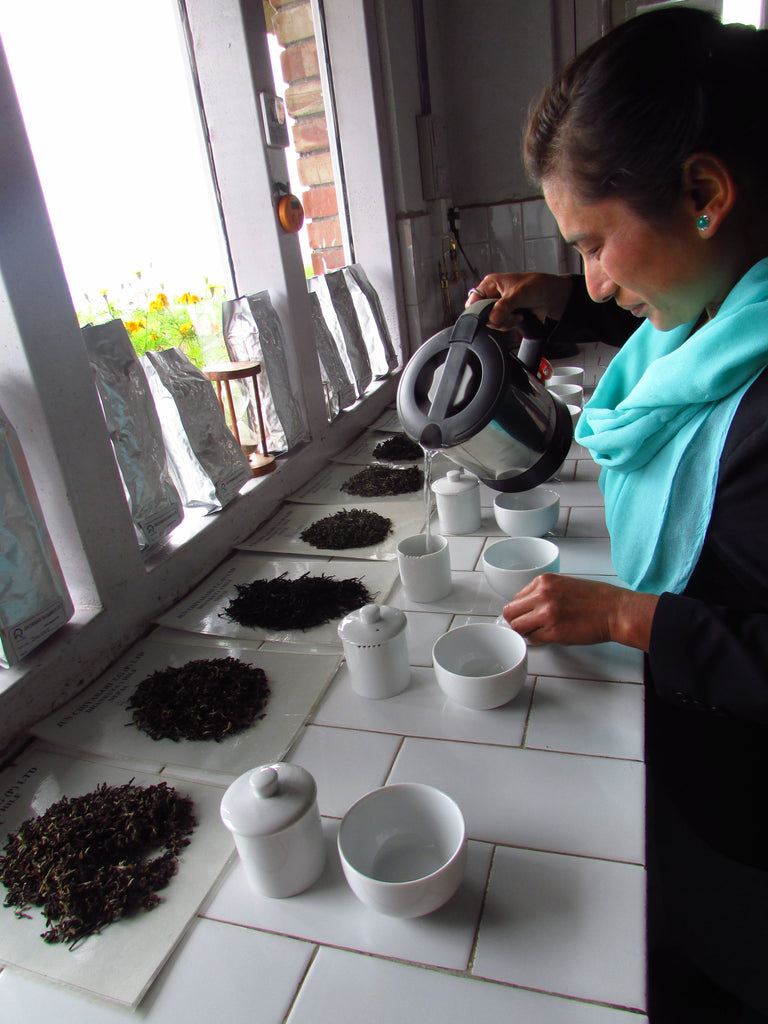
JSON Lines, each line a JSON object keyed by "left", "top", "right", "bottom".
{"left": 697, "top": 213, "right": 710, "bottom": 232}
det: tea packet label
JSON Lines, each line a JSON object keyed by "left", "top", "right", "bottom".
{"left": 0, "top": 406, "right": 74, "bottom": 668}
{"left": 1, "top": 598, "right": 71, "bottom": 664}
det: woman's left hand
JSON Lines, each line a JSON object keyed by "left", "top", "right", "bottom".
{"left": 502, "top": 573, "right": 659, "bottom": 652}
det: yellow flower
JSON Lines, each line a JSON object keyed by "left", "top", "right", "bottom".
{"left": 149, "top": 299, "right": 162, "bottom": 312}
{"left": 155, "top": 292, "right": 169, "bottom": 307}
{"left": 178, "top": 292, "right": 201, "bottom": 305}
{"left": 150, "top": 332, "right": 159, "bottom": 341}
{"left": 124, "top": 319, "right": 145, "bottom": 334}
{"left": 179, "top": 323, "right": 193, "bottom": 336}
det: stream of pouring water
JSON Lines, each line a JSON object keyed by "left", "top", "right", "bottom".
{"left": 421, "top": 446, "right": 439, "bottom": 553}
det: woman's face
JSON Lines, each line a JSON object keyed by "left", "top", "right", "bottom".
{"left": 543, "top": 175, "right": 726, "bottom": 331}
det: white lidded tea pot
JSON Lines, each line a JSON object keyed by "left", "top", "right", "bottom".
{"left": 431, "top": 467, "right": 482, "bottom": 535}
{"left": 220, "top": 762, "right": 325, "bottom": 897}
{"left": 338, "top": 603, "right": 410, "bottom": 699}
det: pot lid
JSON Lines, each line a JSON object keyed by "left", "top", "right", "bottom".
{"left": 337, "top": 603, "right": 407, "bottom": 645}
{"left": 220, "top": 762, "right": 317, "bottom": 837}
{"left": 431, "top": 468, "right": 479, "bottom": 495}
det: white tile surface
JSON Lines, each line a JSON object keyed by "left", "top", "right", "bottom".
{"left": 390, "top": 568, "right": 508, "bottom": 617}
{"left": 489, "top": 202, "right": 525, "bottom": 270}
{"left": 527, "top": 640, "right": 644, "bottom": 683}
{"left": 566, "top": 505, "right": 610, "bottom": 537}
{"left": 522, "top": 197, "right": 559, "bottom": 239}
{"left": 524, "top": 236, "right": 561, "bottom": 275}
{"left": 526, "top": 676, "right": 645, "bottom": 760}
{"left": 313, "top": 664, "right": 533, "bottom": 748}
{"left": 557, "top": 536, "right": 616, "bottom": 576}
{"left": 554, "top": 477, "right": 605, "bottom": 507}
{"left": 286, "top": 724, "right": 402, "bottom": 817}
{"left": 204, "top": 819, "right": 493, "bottom": 971}
{"left": 445, "top": 532, "right": 487, "bottom": 569}
{"left": 402, "top": 608, "right": 454, "bottom": 664}
{"left": 286, "top": 946, "right": 648, "bottom": 1024}
{"left": 473, "top": 846, "right": 646, "bottom": 1011}
{"left": 0, "top": 918, "right": 315, "bottom": 1024}
{"left": 388, "top": 737, "right": 645, "bottom": 864}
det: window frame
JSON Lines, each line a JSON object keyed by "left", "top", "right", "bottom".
{"left": 0, "top": 0, "right": 405, "bottom": 754}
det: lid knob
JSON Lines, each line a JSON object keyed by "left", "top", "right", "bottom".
{"left": 251, "top": 766, "right": 280, "bottom": 799}
{"left": 447, "top": 469, "right": 463, "bottom": 482}
{"left": 360, "top": 604, "right": 382, "bottom": 625}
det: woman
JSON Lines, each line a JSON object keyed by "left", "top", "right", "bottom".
{"left": 470, "top": 9, "right": 768, "bottom": 1022}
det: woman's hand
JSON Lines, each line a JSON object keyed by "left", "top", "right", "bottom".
{"left": 465, "top": 272, "right": 574, "bottom": 330}
{"left": 502, "top": 573, "right": 659, "bottom": 652}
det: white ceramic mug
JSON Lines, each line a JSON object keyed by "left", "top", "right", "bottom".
{"left": 547, "top": 382, "right": 584, "bottom": 408}
{"left": 547, "top": 365, "right": 585, "bottom": 387}
{"left": 396, "top": 533, "right": 452, "bottom": 603}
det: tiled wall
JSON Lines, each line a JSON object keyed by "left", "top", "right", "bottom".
{"left": 397, "top": 197, "right": 569, "bottom": 353}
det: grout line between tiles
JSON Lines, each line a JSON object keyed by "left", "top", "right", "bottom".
{"left": 280, "top": 943, "right": 321, "bottom": 1024}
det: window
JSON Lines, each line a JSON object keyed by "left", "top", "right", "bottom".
{"left": 0, "top": 0, "right": 402, "bottom": 742}
{"left": 1, "top": 0, "right": 234, "bottom": 339}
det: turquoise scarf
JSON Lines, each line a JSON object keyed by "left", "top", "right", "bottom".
{"left": 574, "top": 258, "right": 768, "bottom": 594}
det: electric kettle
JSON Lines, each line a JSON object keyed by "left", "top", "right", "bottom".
{"left": 396, "top": 299, "right": 573, "bottom": 492}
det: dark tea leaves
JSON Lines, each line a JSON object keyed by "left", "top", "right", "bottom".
{"left": 372, "top": 434, "right": 422, "bottom": 462}
{"left": 341, "top": 464, "right": 423, "bottom": 497}
{"left": 299, "top": 508, "right": 392, "bottom": 549}
{"left": 222, "top": 572, "right": 373, "bottom": 630}
{"left": 127, "top": 657, "right": 271, "bottom": 742}
{"left": 0, "top": 780, "right": 196, "bottom": 947}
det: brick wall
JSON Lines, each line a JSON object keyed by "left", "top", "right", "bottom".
{"left": 264, "top": 0, "right": 345, "bottom": 274}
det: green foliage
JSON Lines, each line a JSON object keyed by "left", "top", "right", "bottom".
{"left": 77, "top": 272, "right": 227, "bottom": 369}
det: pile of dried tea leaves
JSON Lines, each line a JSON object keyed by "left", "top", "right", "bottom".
{"left": 127, "top": 657, "right": 271, "bottom": 742}
{"left": 341, "top": 464, "right": 423, "bottom": 497}
{"left": 299, "top": 508, "right": 392, "bottom": 549}
{"left": 372, "top": 433, "right": 422, "bottom": 462}
{"left": 0, "top": 780, "right": 196, "bottom": 947}
{"left": 221, "top": 571, "right": 373, "bottom": 630}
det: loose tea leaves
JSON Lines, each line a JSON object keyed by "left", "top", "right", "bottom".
{"left": 0, "top": 780, "right": 196, "bottom": 947}
{"left": 299, "top": 508, "right": 392, "bottom": 549}
{"left": 372, "top": 433, "right": 422, "bottom": 462}
{"left": 341, "top": 464, "right": 423, "bottom": 497}
{"left": 127, "top": 657, "right": 271, "bottom": 742}
{"left": 222, "top": 572, "right": 373, "bottom": 630}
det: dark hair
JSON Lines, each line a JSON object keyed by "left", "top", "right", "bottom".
{"left": 524, "top": 7, "right": 768, "bottom": 218}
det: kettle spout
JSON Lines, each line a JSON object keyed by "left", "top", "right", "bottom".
{"left": 419, "top": 422, "right": 444, "bottom": 449}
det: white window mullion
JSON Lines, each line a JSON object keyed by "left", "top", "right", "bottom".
{"left": 181, "top": 0, "right": 328, "bottom": 439}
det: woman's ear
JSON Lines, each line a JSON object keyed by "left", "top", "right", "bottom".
{"left": 682, "top": 153, "right": 737, "bottom": 236}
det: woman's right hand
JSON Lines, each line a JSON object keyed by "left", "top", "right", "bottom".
{"left": 465, "top": 272, "right": 573, "bottom": 330}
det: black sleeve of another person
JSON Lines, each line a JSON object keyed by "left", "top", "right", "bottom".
{"left": 546, "top": 274, "right": 638, "bottom": 352}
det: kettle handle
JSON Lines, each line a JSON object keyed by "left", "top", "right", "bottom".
{"left": 456, "top": 299, "right": 549, "bottom": 375}
{"left": 457, "top": 299, "right": 548, "bottom": 340}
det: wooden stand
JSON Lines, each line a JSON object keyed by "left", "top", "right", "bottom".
{"left": 203, "top": 360, "right": 276, "bottom": 477}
